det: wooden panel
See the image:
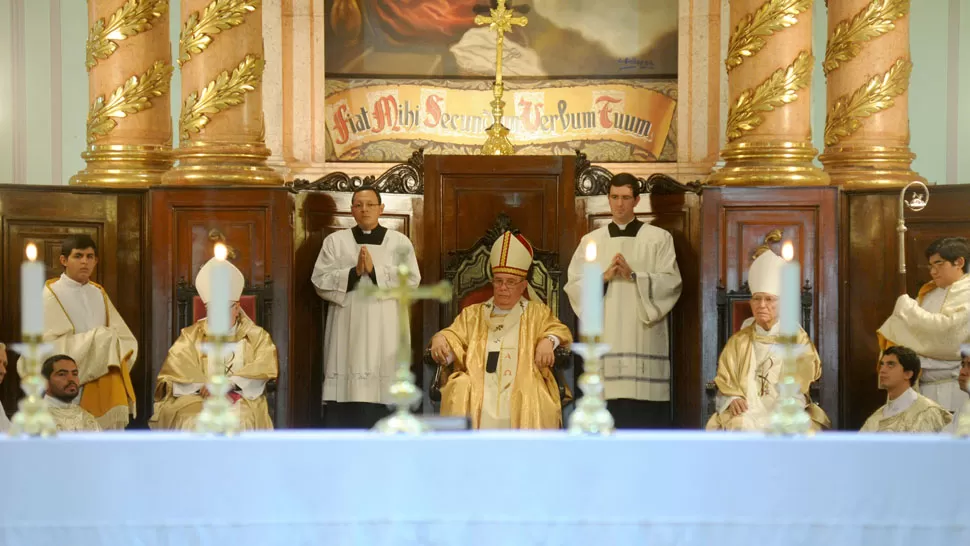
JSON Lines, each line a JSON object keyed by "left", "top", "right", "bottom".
{"left": 0, "top": 186, "right": 147, "bottom": 425}
{"left": 150, "top": 188, "right": 293, "bottom": 426}
{"left": 841, "top": 185, "right": 970, "bottom": 430}
{"left": 701, "top": 187, "right": 840, "bottom": 427}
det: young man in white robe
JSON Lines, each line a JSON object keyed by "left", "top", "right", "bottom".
{"left": 312, "top": 186, "right": 420, "bottom": 428}
{"left": 43, "top": 355, "right": 101, "bottom": 432}
{"left": 877, "top": 236, "right": 970, "bottom": 412}
{"left": 0, "top": 343, "right": 10, "bottom": 432}
{"left": 861, "top": 346, "right": 951, "bottom": 432}
{"left": 565, "top": 173, "right": 682, "bottom": 428}
{"left": 19, "top": 235, "right": 137, "bottom": 429}
{"left": 949, "top": 352, "right": 970, "bottom": 433}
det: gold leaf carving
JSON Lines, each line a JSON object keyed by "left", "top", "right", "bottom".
{"left": 824, "top": 58, "right": 911, "bottom": 147}
{"left": 726, "top": 51, "right": 813, "bottom": 141}
{"left": 823, "top": 0, "right": 909, "bottom": 75}
{"left": 86, "top": 0, "right": 168, "bottom": 70}
{"left": 179, "top": 54, "right": 265, "bottom": 141}
{"left": 725, "top": 0, "right": 812, "bottom": 72}
{"left": 178, "top": 0, "right": 261, "bottom": 66}
{"left": 87, "top": 60, "right": 173, "bottom": 144}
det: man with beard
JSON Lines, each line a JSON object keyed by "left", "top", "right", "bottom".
{"left": 43, "top": 355, "right": 101, "bottom": 432}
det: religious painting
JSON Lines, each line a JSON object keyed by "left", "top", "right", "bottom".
{"left": 325, "top": 0, "right": 679, "bottom": 78}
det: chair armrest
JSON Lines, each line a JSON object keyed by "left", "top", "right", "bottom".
{"left": 425, "top": 350, "right": 443, "bottom": 403}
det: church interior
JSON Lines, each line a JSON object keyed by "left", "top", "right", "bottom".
{"left": 1, "top": 0, "right": 969, "bottom": 543}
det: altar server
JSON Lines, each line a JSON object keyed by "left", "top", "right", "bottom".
{"left": 878, "top": 237, "right": 970, "bottom": 412}
{"left": 706, "top": 250, "right": 830, "bottom": 431}
{"left": 43, "top": 355, "right": 101, "bottom": 432}
{"left": 312, "top": 186, "right": 420, "bottom": 428}
{"left": 430, "top": 231, "right": 572, "bottom": 429}
{"left": 862, "top": 346, "right": 951, "bottom": 432}
{"left": 151, "top": 258, "right": 278, "bottom": 431}
{"left": 19, "top": 235, "right": 137, "bottom": 430}
{"left": 565, "top": 173, "right": 682, "bottom": 428}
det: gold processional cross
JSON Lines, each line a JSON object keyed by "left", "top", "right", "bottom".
{"left": 474, "top": 0, "right": 528, "bottom": 156}
{"left": 358, "top": 247, "right": 451, "bottom": 433}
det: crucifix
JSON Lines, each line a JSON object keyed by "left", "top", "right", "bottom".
{"left": 474, "top": 0, "right": 528, "bottom": 155}
{"left": 358, "top": 247, "right": 452, "bottom": 434}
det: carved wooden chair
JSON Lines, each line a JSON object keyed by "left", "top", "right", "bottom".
{"left": 174, "top": 278, "right": 278, "bottom": 423}
{"left": 426, "top": 214, "right": 573, "bottom": 411}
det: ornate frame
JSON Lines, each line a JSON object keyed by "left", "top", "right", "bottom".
{"left": 573, "top": 151, "right": 703, "bottom": 196}
{"left": 289, "top": 149, "right": 425, "bottom": 194}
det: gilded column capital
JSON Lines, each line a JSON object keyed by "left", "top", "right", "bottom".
{"left": 823, "top": 0, "right": 909, "bottom": 75}
{"left": 86, "top": 0, "right": 169, "bottom": 70}
{"left": 178, "top": 0, "right": 262, "bottom": 66}
{"left": 726, "top": 50, "right": 813, "bottom": 141}
{"left": 87, "top": 60, "right": 174, "bottom": 144}
{"left": 725, "top": 0, "right": 812, "bottom": 72}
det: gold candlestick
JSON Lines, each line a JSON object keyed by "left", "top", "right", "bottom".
{"left": 195, "top": 334, "right": 240, "bottom": 435}
{"left": 359, "top": 248, "right": 452, "bottom": 434}
{"left": 766, "top": 336, "right": 812, "bottom": 436}
{"left": 9, "top": 335, "right": 57, "bottom": 437}
{"left": 567, "top": 336, "right": 614, "bottom": 435}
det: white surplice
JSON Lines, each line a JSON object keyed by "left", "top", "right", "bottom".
{"left": 565, "top": 220, "right": 682, "bottom": 401}
{"left": 913, "top": 286, "right": 969, "bottom": 412}
{"left": 312, "top": 225, "right": 420, "bottom": 404}
{"left": 44, "top": 274, "right": 111, "bottom": 403}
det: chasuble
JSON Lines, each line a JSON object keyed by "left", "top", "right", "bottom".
{"left": 45, "top": 395, "right": 101, "bottom": 432}
{"left": 437, "top": 297, "right": 572, "bottom": 429}
{"left": 150, "top": 314, "right": 278, "bottom": 431}
{"left": 860, "top": 388, "right": 951, "bottom": 432}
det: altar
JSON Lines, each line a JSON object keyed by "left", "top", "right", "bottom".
{"left": 2, "top": 431, "right": 968, "bottom": 546}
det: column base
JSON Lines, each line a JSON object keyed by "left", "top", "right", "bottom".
{"left": 162, "top": 141, "right": 284, "bottom": 186}
{"left": 707, "top": 141, "right": 830, "bottom": 187}
{"left": 70, "top": 145, "right": 173, "bottom": 187}
{"left": 819, "top": 145, "right": 927, "bottom": 189}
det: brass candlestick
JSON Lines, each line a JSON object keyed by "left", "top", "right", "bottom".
{"left": 195, "top": 334, "right": 240, "bottom": 435}
{"left": 766, "top": 337, "right": 812, "bottom": 436}
{"left": 359, "top": 247, "right": 452, "bottom": 434}
{"left": 9, "top": 335, "right": 57, "bottom": 437}
{"left": 567, "top": 336, "right": 614, "bottom": 435}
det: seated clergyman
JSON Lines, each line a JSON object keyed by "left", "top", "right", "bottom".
{"left": 150, "top": 258, "right": 279, "bottom": 431}
{"left": 43, "top": 354, "right": 101, "bottom": 432}
{"left": 429, "top": 231, "right": 573, "bottom": 429}
{"left": 706, "top": 250, "right": 830, "bottom": 431}
{"left": 861, "top": 346, "right": 952, "bottom": 433}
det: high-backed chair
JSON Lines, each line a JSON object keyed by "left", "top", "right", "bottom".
{"left": 426, "top": 214, "right": 573, "bottom": 410}
{"left": 174, "top": 278, "right": 278, "bottom": 423}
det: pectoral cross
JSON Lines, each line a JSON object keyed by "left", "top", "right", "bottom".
{"left": 358, "top": 247, "right": 452, "bottom": 433}
{"left": 474, "top": 0, "right": 528, "bottom": 155}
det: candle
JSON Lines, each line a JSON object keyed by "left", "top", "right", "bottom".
{"left": 580, "top": 241, "right": 604, "bottom": 336}
{"left": 21, "top": 243, "right": 45, "bottom": 335}
{"left": 779, "top": 242, "right": 800, "bottom": 336}
{"left": 207, "top": 243, "right": 231, "bottom": 334}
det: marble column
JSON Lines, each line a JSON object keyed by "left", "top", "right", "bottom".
{"left": 163, "top": 0, "right": 282, "bottom": 185}
{"left": 72, "top": 0, "right": 174, "bottom": 187}
{"left": 708, "top": 0, "right": 828, "bottom": 186}
{"left": 819, "top": 0, "right": 923, "bottom": 188}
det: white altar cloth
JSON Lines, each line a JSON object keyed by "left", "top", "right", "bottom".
{"left": 1, "top": 431, "right": 968, "bottom": 546}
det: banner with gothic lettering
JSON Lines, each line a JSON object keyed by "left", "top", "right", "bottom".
{"left": 324, "top": 79, "right": 677, "bottom": 162}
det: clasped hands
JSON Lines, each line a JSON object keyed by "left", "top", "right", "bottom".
{"left": 356, "top": 247, "right": 374, "bottom": 277}
{"left": 603, "top": 253, "right": 634, "bottom": 282}
{"left": 429, "top": 334, "right": 556, "bottom": 368}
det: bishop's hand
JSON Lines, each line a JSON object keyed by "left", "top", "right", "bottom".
{"left": 534, "top": 337, "right": 555, "bottom": 368}
{"left": 727, "top": 398, "right": 747, "bottom": 416}
{"left": 430, "top": 334, "right": 454, "bottom": 366}
{"left": 199, "top": 385, "right": 210, "bottom": 399}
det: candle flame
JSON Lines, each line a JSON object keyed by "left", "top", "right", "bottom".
{"left": 214, "top": 243, "right": 228, "bottom": 261}
{"left": 585, "top": 241, "right": 597, "bottom": 261}
{"left": 782, "top": 242, "right": 794, "bottom": 261}
{"left": 25, "top": 243, "right": 37, "bottom": 261}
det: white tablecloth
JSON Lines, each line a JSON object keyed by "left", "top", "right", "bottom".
{"left": 1, "top": 431, "right": 968, "bottom": 546}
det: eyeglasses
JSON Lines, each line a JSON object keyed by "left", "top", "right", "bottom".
{"left": 352, "top": 203, "right": 380, "bottom": 210}
{"left": 492, "top": 278, "right": 524, "bottom": 289}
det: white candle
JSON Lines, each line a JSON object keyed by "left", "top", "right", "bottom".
{"left": 779, "top": 242, "right": 800, "bottom": 336}
{"left": 581, "top": 241, "right": 604, "bottom": 336}
{"left": 21, "top": 243, "right": 45, "bottom": 335}
{"left": 207, "top": 243, "right": 231, "bottom": 334}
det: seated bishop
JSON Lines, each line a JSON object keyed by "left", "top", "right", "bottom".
{"left": 862, "top": 346, "right": 951, "bottom": 432}
{"left": 150, "top": 258, "right": 279, "bottom": 431}
{"left": 707, "top": 250, "right": 830, "bottom": 431}
{"left": 429, "top": 232, "right": 573, "bottom": 429}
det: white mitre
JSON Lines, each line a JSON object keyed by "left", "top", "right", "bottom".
{"left": 748, "top": 250, "right": 784, "bottom": 296}
{"left": 195, "top": 257, "right": 245, "bottom": 304}
{"left": 490, "top": 231, "right": 534, "bottom": 279}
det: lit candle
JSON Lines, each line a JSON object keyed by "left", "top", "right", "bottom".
{"left": 207, "top": 243, "right": 231, "bottom": 334}
{"left": 21, "top": 243, "right": 45, "bottom": 335}
{"left": 779, "top": 242, "right": 800, "bottom": 336}
{"left": 581, "top": 241, "right": 604, "bottom": 336}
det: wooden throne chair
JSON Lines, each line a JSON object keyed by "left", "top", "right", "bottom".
{"left": 426, "top": 214, "right": 573, "bottom": 410}
{"left": 174, "top": 277, "right": 278, "bottom": 423}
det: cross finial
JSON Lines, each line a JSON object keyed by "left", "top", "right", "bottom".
{"left": 474, "top": 0, "right": 528, "bottom": 155}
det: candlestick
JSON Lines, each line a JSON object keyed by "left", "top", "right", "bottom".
{"left": 195, "top": 335, "right": 240, "bottom": 436}
{"left": 766, "top": 341, "right": 813, "bottom": 436}
{"left": 207, "top": 243, "right": 231, "bottom": 334}
{"left": 567, "top": 336, "right": 614, "bottom": 435}
{"left": 9, "top": 335, "right": 57, "bottom": 437}
{"left": 21, "top": 244, "right": 45, "bottom": 335}
{"left": 779, "top": 242, "right": 800, "bottom": 336}
{"left": 581, "top": 242, "right": 604, "bottom": 336}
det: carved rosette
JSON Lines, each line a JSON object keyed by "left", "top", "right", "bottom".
{"left": 72, "top": 0, "right": 174, "bottom": 187}
{"left": 708, "top": 0, "right": 828, "bottom": 187}
{"left": 163, "top": 0, "right": 281, "bottom": 186}
{"left": 819, "top": 0, "right": 924, "bottom": 188}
